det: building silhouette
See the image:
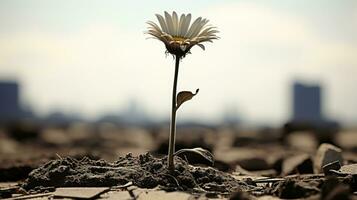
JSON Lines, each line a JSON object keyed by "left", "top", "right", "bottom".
{"left": 292, "top": 82, "right": 322, "bottom": 122}
{"left": 0, "top": 81, "right": 22, "bottom": 121}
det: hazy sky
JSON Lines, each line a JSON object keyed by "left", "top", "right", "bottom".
{"left": 0, "top": 0, "right": 356, "bottom": 125}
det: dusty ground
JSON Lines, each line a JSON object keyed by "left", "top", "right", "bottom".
{"left": 0, "top": 122, "right": 357, "bottom": 199}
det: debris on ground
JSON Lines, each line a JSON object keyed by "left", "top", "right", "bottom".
{"left": 314, "top": 143, "right": 343, "bottom": 174}
{"left": 22, "top": 153, "right": 248, "bottom": 194}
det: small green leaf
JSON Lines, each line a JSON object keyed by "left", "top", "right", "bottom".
{"left": 174, "top": 147, "right": 214, "bottom": 165}
{"left": 176, "top": 88, "right": 199, "bottom": 110}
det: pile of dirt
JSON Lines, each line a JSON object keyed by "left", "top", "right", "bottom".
{"left": 22, "top": 153, "right": 248, "bottom": 194}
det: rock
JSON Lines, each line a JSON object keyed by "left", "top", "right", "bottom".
{"left": 339, "top": 164, "right": 357, "bottom": 175}
{"left": 281, "top": 154, "right": 313, "bottom": 175}
{"left": 314, "top": 143, "right": 343, "bottom": 174}
{"left": 323, "top": 161, "right": 341, "bottom": 175}
{"left": 334, "top": 164, "right": 357, "bottom": 188}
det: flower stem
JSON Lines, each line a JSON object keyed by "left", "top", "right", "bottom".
{"left": 168, "top": 55, "right": 180, "bottom": 171}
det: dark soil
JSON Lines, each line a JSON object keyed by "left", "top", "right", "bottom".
{"left": 22, "top": 153, "right": 249, "bottom": 194}
{"left": 0, "top": 165, "right": 34, "bottom": 182}
{"left": 0, "top": 157, "right": 51, "bottom": 182}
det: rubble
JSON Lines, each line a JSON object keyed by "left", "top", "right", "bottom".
{"left": 314, "top": 143, "right": 343, "bottom": 174}
{"left": 281, "top": 154, "right": 313, "bottom": 175}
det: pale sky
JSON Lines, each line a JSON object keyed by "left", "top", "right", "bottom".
{"left": 0, "top": 0, "right": 356, "bottom": 125}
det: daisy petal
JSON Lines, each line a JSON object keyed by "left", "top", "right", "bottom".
{"left": 147, "top": 21, "right": 162, "bottom": 33}
{"left": 155, "top": 14, "right": 168, "bottom": 33}
{"left": 197, "top": 26, "right": 215, "bottom": 37}
{"left": 180, "top": 14, "right": 191, "bottom": 37}
{"left": 172, "top": 11, "right": 179, "bottom": 36}
{"left": 164, "top": 11, "right": 174, "bottom": 35}
{"left": 186, "top": 17, "right": 202, "bottom": 38}
{"left": 190, "top": 19, "right": 209, "bottom": 38}
{"left": 146, "top": 11, "right": 218, "bottom": 55}
{"left": 178, "top": 14, "right": 185, "bottom": 35}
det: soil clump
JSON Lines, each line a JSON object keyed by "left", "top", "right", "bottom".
{"left": 23, "top": 153, "right": 248, "bottom": 194}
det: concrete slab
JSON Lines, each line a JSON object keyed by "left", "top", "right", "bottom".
{"left": 54, "top": 187, "right": 109, "bottom": 199}
{"left": 100, "top": 190, "right": 132, "bottom": 200}
{"left": 135, "top": 189, "right": 191, "bottom": 200}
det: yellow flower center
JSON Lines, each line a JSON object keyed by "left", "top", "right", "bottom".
{"left": 172, "top": 37, "right": 187, "bottom": 42}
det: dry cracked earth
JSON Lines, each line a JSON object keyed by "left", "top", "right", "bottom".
{"left": 0, "top": 122, "right": 357, "bottom": 199}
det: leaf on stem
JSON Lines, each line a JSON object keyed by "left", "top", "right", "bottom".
{"left": 176, "top": 88, "right": 199, "bottom": 110}
{"left": 174, "top": 147, "right": 214, "bottom": 165}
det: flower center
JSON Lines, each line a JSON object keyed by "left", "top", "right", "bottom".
{"left": 172, "top": 36, "right": 187, "bottom": 42}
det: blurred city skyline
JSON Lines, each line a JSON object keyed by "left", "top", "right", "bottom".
{"left": 0, "top": 0, "right": 356, "bottom": 125}
{"left": 0, "top": 79, "right": 342, "bottom": 129}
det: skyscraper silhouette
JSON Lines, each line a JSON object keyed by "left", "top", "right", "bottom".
{"left": 0, "top": 81, "right": 21, "bottom": 121}
{"left": 292, "top": 82, "right": 322, "bottom": 122}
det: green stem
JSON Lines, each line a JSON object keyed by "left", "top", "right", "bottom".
{"left": 168, "top": 55, "right": 180, "bottom": 171}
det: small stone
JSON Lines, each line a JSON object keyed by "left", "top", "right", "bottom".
{"left": 322, "top": 161, "right": 341, "bottom": 175}
{"left": 339, "top": 164, "right": 357, "bottom": 175}
{"left": 314, "top": 143, "right": 343, "bottom": 174}
{"left": 281, "top": 154, "right": 313, "bottom": 175}
{"left": 338, "top": 164, "right": 357, "bottom": 184}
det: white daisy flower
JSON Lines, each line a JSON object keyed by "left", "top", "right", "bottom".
{"left": 146, "top": 11, "right": 219, "bottom": 57}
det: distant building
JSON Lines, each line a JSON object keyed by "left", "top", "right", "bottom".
{"left": 284, "top": 82, "right": 340, "bottom": 141}
{"left": 292, "top": 82, "right": 322, "bottom": 122}
{"left": 0, "top": 81, "right": 22, "bottom": 121}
